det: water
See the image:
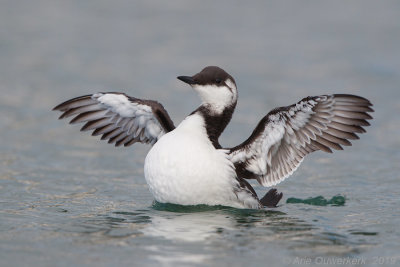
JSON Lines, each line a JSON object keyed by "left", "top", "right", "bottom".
{"left": 1, "top": 1, "right": 400, "bottom": 266}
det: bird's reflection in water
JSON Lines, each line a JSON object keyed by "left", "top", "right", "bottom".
{"left": 72, "top": 203, "right": 368, "bottom": 260}
{"left": 141, "top": 203, "right": 314, "bottom": 243}
{"left": 143, "top": 204, "right": 236, "bottom": 242}
{"left": 75, "top": 204, "right": 315, "bottom": 243}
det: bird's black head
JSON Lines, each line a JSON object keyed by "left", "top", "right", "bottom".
{"left": 178, "top": 66, "right": 235, "bottom": 86}
{"left": 177, "top": 66, "right": 238, "bottom": 113}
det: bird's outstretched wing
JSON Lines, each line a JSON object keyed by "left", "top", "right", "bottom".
{"left": 228, "top": 94, "right": 373, "bottom": 187}
{"left": 53, "top": 92, "right": 175, "bottom": 146}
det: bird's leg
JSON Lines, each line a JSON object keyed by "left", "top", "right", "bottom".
{"left": 260, "top": 188, "right": 283, "bottom": 207}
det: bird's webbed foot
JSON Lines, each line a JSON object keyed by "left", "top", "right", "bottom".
{"left": 260, "top": 188, "right": 283, "bottom": 208}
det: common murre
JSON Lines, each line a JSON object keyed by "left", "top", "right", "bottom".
{"left": 53, "top": 66, "right": 373, "bottom": 209}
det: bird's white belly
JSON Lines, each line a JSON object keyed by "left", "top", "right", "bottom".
{"left": 144, "top": 118, "right": 240, "bottom": 207}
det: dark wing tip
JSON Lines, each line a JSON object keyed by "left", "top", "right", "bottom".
{"left": 53, "top": 95, "right": 95, "bottom": 112}
{"left": 333, "top": 94, "right": 372, "bottom": 104}
{"left": 53, "top": 102, "right": 68, "bottom": 111}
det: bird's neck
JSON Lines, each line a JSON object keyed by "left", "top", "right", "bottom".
{"left": 192, "top": 102, "right": 237, "bottom": 149}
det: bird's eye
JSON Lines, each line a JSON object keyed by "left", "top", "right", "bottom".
{"left": 215, "top": 78, "right": 222, "bottom": 84}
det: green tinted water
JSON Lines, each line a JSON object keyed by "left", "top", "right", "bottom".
{"left": 287, "top": 195, "right": 346, "bottom": 206}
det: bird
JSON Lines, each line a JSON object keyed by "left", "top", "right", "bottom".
{"left": 53, "top": 66, "right": 373, "bottom": 209}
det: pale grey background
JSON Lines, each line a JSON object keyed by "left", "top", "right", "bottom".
{"left": 1, "top": 1, "right": 399, "bottom": 266}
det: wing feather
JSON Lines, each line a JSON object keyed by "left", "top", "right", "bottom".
{"left": 229, "top": 94, "right": 373, "bottom": 187}
{"left": 53, "top": 92, "right": 175, "bottom": 146}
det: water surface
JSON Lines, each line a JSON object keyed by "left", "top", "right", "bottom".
{"left": 1, "top": 1, "right": 400, "bottom": 266}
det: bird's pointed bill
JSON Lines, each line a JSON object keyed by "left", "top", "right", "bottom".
{"left": 177, "top": 76, "right": 196, "bottom": 85}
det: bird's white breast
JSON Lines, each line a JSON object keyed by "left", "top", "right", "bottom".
{"left": 144, "top": 114, "right": 241, "bottom": 207}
